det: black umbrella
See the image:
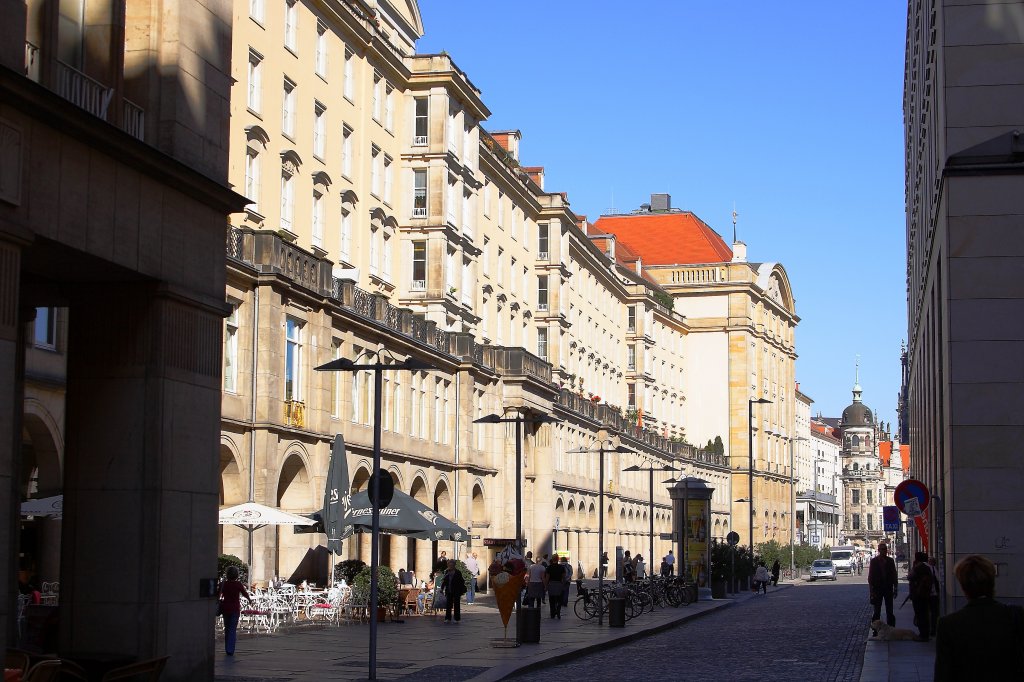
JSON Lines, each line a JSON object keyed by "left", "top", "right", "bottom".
{"left": 341, "top": 488, "right": 467, "bottom": 541}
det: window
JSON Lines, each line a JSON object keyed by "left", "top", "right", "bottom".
{"left": 392, "top": 373, "right": 402, "bottom": 432}
{"left": 343, "top": 48, "right": 354, "bottom": 101}
{"left": 537, "top": 327, "right": 548, "bottom": 362}
{"left": 282, "top": 78, "right": 296, "bottom": 137}
{"left": 412, "top": 169, "right": 427, "bottom": 217}
{"left": 285, "top": 317, "right": 303, "bottom": 401}
{"left": 628, "top": 383, "right": 636, "bottom": 408}
{"left": 341, "top": 125, "right": 353, "bottom": 177}
{"left": 446, "top": 178, "right": 456, "bottom": 224}
{"left": 384, "top": 82, "right": 394, "bottom": 131}
{"left": 247, "top": 50, "right": 262, "bottom": 112}
{"left": 497, "top": 190, "right": 504, "bottom": 227}
{"left": 462, "top": 187, "right": 472, "bottom": 237}
{"left": 852, "top": 513, "right": 861, "bottom": 530}
{"left": 249, "top": 0, "right": 264, "bottom": 23}
{"left": 284, "top": 0, "right": 297, "bottom": 51}
{"left": 867, "top": 489, "right": 873, "bottom": 504}
{"left": 627, "top": 305, "right": 636, "bottom": 332}
{"left": 434, "top": 378, "right": 443, "bottom": 443}
{"left": 414, "top": 97, "right": 428, "bottom": 145}
{"left": 411, "top": 240, "right": 426, "bottom": 289}
{"left": 372, "top": 72, "right": 382, "bottom": 122}
{"left": 370, "top": 145, "right": 381, "bottom": 197}
{"left": 329, "top": 339, "right": 341, "bottom": 417}
{"left": 445, "top": 247, "right": 456, "bottom": 292}
{"left": 852, "top": 489, "right": 860, "bottom": 504}
{"left": 383, "top": 155, "right": 393, "bottom": 204}
{"left": 382, "top": 233, "right": 392, "bottom": 280}
{"left": 315, "top": 22, "right": 328, "bottom": 77}
{"left": 244, "top": 146, "right": 261, "bottom": 210}
{"left": 340, "top": 205, "right": 352, "bottom": 260}
{"left": 510, "top": 205, "right": 518, "bottom": 241}
{"left": 311, "top": 190, "right": 324, "bottom": 248}
{"left": 627, "top": 344, "right": 636, "bottom": 371}
{"left": 33, "top": 307, "right": 56, "bottom": 350}
{"left": 482, "top": 180, "right": 490, "bottom": 216}
{"left": 537, "top": 275, "right": 548, "bottom": 311}
{"left": 313, "top": 102, "right": 326, "bottom": 158}
{"left": 867, "top": 513, "right": 874, "bottom": 530}
{"left": 369, "top": 227, "right": 380, "bottom": 275}
{"left": 280, "top": 166, "right": 294, "bottom": 231}
{"left": 538, "top": 221, "right": 549, "bottom": 259}
{"left": 510, "top": 257, "right": 517, "bottom": 291}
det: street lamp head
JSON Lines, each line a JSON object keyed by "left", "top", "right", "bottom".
{"left": 472, "top": 413, "right": 504, "bottom": 424}
{"left": 749, "top": 398, "right": 772, "bottom": 405}
{"left": 315, "top": 357, "right": 358, "bottom": 372}
{"left": 401, "top": 357, "right": 438, "bottom": 372}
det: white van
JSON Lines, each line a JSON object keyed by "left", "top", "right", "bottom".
{"left": 830, "top": 546, "right": 855, "bottom": 574}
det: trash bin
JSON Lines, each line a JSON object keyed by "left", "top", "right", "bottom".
{"left": 517, "top": 606, "right": 541, "bottom": 643}
{"left": 608, "top": 598, "right": 626, "bottom": 627}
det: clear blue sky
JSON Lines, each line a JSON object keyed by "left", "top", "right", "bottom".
{"left": 417, "top": 1, "right": 907, "bottom": 428}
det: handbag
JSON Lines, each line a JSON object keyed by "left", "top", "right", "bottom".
{"left": 433, "top": 590, "right": 447, "bottom": 610}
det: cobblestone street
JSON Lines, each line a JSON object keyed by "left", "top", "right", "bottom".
{"left": 513, "top": 579, "right": 873, "bottom": 682}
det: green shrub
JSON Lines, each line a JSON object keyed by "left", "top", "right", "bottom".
{"left": 218, "top": 554, "right": 248, "bottom": 584}
{"left": 352, "top": 565, "right": 399, "bottom": 607}
{"left": 334, "top": 559, "right": 366, "bottom": 585}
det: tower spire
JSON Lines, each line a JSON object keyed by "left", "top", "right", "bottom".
{"left": 853, "top": 355, "right": 863, "bottom": 402}
{"left": 732, "top": 203, "right": 739, "bottom": 243}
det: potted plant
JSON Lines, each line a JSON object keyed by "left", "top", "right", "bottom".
{"left": 353, "top": 565, "right": 399, "bottom": 621}
{"left": 333, "top": 559, "right": 366, "bottom": 585}
{"left": 709, "top": 541, "right": 731, "bottom": 598}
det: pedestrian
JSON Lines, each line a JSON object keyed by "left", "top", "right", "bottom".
{"left": 909, "top": 551, "right": 934, "bottom": 641}
{"left": 463, "top": 552, "right": 479, "bottom": 605}
{"left": 868, "top": 543, "right": 898, "bottom": 632}
{"left": 560, "top": 556, "right": 573, "bottom": 609}
{"left": 635, "top": 554, "right": 646, "bottom": 579}
{"left": 601, "top": 551, "right": 609, "bottom": 578}
{"left": 857, "top": 556, "right": 864, "bottom": 575}
{"left": 434, "top": 550, "right": 448, "bottom": 574}
{"left": 927, "top": 556, "right": 941, "bottom": 636}
{"left": 525, "top": 551, "right": 535, "bottom": 567}
{"left": 524, "top": 557, "right": 546, "bottom": 607}
{"left": 218, "top": 566, "right": 250, "bottom": 656}
{"left": 441, "top": 559, "right": 466, "bottom": 623}
{"left": 934, "top": 554, "right": 1024, "bottom": 680}
{"left": 663, "top": 550, "right": 675, "bottom": 576}
{"left": 771, "top": 559, "right": 781, "bottom": 586}
{"left": 753, "top": 561, "right": 770, "bottom": 594}
{"left": 621, "top": 551, "right": 635, "bottom": 582}
{"left": 543, "top": 554, "right": 568, "bottom": 619}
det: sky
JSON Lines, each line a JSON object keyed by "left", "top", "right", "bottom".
{"left": 416, "top": 1, "right": 908, "bottom": 428}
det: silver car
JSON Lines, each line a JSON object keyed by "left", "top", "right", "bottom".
{"left": 809, "top": 559, "right": 837, "bottom": 581}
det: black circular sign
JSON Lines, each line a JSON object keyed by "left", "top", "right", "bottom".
{"left": 726, "top": 531, "right": 740, "bottom": 546}
{"left": 367, "top": 470, "right": 395, "bottom": 508}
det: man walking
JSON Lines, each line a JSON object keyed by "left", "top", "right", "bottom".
{"left": 909, "top": 551, "right": 934, "bottom": 641}
{"left": 441, "top": 560, "right": 466, "bottom": 623}
{"left": 663, "top": 550, "right": 675, "bottom": 576}
{"left": 868, "top": 543, "right": 898, "bottom": 632}
{"left": 463, "top": 552, "right": 480, "bottom": 605}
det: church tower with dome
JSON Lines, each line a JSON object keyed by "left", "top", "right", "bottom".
{"left": 839, "top": 365, "right": 886, "bottom": 550}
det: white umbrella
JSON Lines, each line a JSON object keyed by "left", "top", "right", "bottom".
{"left": 219, "top": 502, "right": 317, "bottom": 569}
{"left": 21, "top": 495, "right": 63, "bottom": 518}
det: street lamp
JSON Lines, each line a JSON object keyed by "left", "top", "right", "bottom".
{"left": 748, "top": 398, "right": 772, "bottom": 569}
{"left": 623, "top": 459, "right": 678, "bottom": 583}
{"left": 568, "top": 440, "right": 633, "bottom": 626}
{"left": 474, "top": 407, "right": 559, "bottom": 636}
{"left": 787, "top": 436, "right": 808, "bottom": 580}
{"left": 316, "top": 350, "right": 439, "bottom": 681}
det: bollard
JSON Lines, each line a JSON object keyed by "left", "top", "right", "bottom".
{"left": 608, "top": 598, "right": 626, "bottom": 627}
{"left": 517, "top": 606, "right": 541, "bottom": 643}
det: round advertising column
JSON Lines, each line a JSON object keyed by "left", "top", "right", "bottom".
{"left": 669, "top": 478, "right": 715, "bottom": 601}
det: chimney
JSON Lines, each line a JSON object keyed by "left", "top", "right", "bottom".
{"left": 522, "top": 166, "right": 544, "bottom": 190}
{"left": 731, "top": 240, "right": 747, "bottom": 263}
{"left": 489, "top": 130, "right": 521, "bottom": 161}
{"left": 650, "top": 193, "right": 671, "bottom": 212}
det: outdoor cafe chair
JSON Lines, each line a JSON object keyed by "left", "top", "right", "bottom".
{"left": 99, "top": 656, "right": 167, "bottom": 682}
{"left": 22, "top": 660, "right": 61, "bottom": 682}
{"left": 239, "top": 596, "right": 275, "bottom": 635}
{"left": 399, "top": 588, "right": 420, "bottom": 616}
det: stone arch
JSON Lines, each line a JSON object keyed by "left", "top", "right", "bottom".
{"left": 21, "top": 401, "right": 63, "bottom": 497}
{"left": 470, "top": 483, "right": 486, "bottom": 526}
{"left": 275, "top": 450, "right": 316, "bottom": 581}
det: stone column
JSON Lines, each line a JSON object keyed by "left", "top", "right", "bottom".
{"left": 59, "top": 286, "right": 224, "bottom": 675}
{"left": 0, "top": 239, "right": 23, "bottom": 651}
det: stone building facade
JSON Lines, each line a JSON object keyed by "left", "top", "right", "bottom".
{"left": 839, "top": 379, "right": 886, "bottom": 550}
{"left": 903, "top": 0, "right": 1024, "bottom": 607}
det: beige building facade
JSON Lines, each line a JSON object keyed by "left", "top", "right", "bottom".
{"left": 221, "top": 0, "right": 730, "bottom": 584}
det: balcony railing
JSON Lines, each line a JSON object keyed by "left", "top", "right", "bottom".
{"left": 56, "top": 60, "right": 113, "bottom": 120}
{"left": 25, "top": 41, "right": 40, "bottom": 81}
{"left": 123, "top": 99, "right": 145, "bottom": 140}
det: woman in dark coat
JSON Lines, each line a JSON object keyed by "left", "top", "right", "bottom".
{"left": 771, "top": 559, "right": 781, "bottom": 586}
{"left": 441, "top": 560, "right": 466, "bottom": 623}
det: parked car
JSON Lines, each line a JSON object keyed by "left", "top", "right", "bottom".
{"left": 809, "top": 559, "right": 837, "bottom": 581}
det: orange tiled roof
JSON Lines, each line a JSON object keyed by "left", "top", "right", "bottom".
{"left": 900, "top": 444, "right": 910, "bottom": 475}
{"left": 879, "top": 441, "right": 892, "bottom": 467}
{"left": 592, "top": 212, "right": 733, "bottom": 265}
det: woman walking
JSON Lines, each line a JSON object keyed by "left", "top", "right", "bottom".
{"left": 219, "top": 566, "right": 250, "bottom": 656}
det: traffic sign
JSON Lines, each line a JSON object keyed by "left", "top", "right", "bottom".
{"left": 726, "top": 531, "right": 740, "bottom": 546}
{"left": 882, "top": 505, "right": 901, "bottom": 531}
{"left": 811, "top": 534, "right": 820, "bottom": 544}
{"left": 894, "top": 479, "right": 930, "bottom": 515}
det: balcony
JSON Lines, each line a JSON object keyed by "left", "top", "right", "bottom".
{"left": 413, "top": 135, "right": 427, "bottom": 145}
{"left": 412, "top": 207, "right": 427, "bottom": 218}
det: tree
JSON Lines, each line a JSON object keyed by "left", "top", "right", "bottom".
{"left": 713, "top": 436, "right": 725, "bottom": 456}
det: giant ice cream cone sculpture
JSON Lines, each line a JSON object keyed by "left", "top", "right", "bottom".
{"left": 488, "top": 544, "right": 527, "bottom": 639}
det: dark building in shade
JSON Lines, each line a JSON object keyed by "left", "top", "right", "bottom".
{"left": 903, "top": 0, "right": 1024, "bottom": 609}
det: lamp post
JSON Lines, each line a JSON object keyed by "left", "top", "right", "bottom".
{"left": 474, "top": 408, "right": 559, "bottom": 634}
{"left": 787, "top": 436, "right": 808, "bottom": 580}
{"left": 316, "top": 350, "right": 439, "bottom": 681}
{"left": 568, "top": 440, "right": 633, "bottom": 626}
{"left": 623, "top": 460, "right": 678, "bottom": 582}
{"left": 748, "top": 398, "right": 772, "bottom": 570}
